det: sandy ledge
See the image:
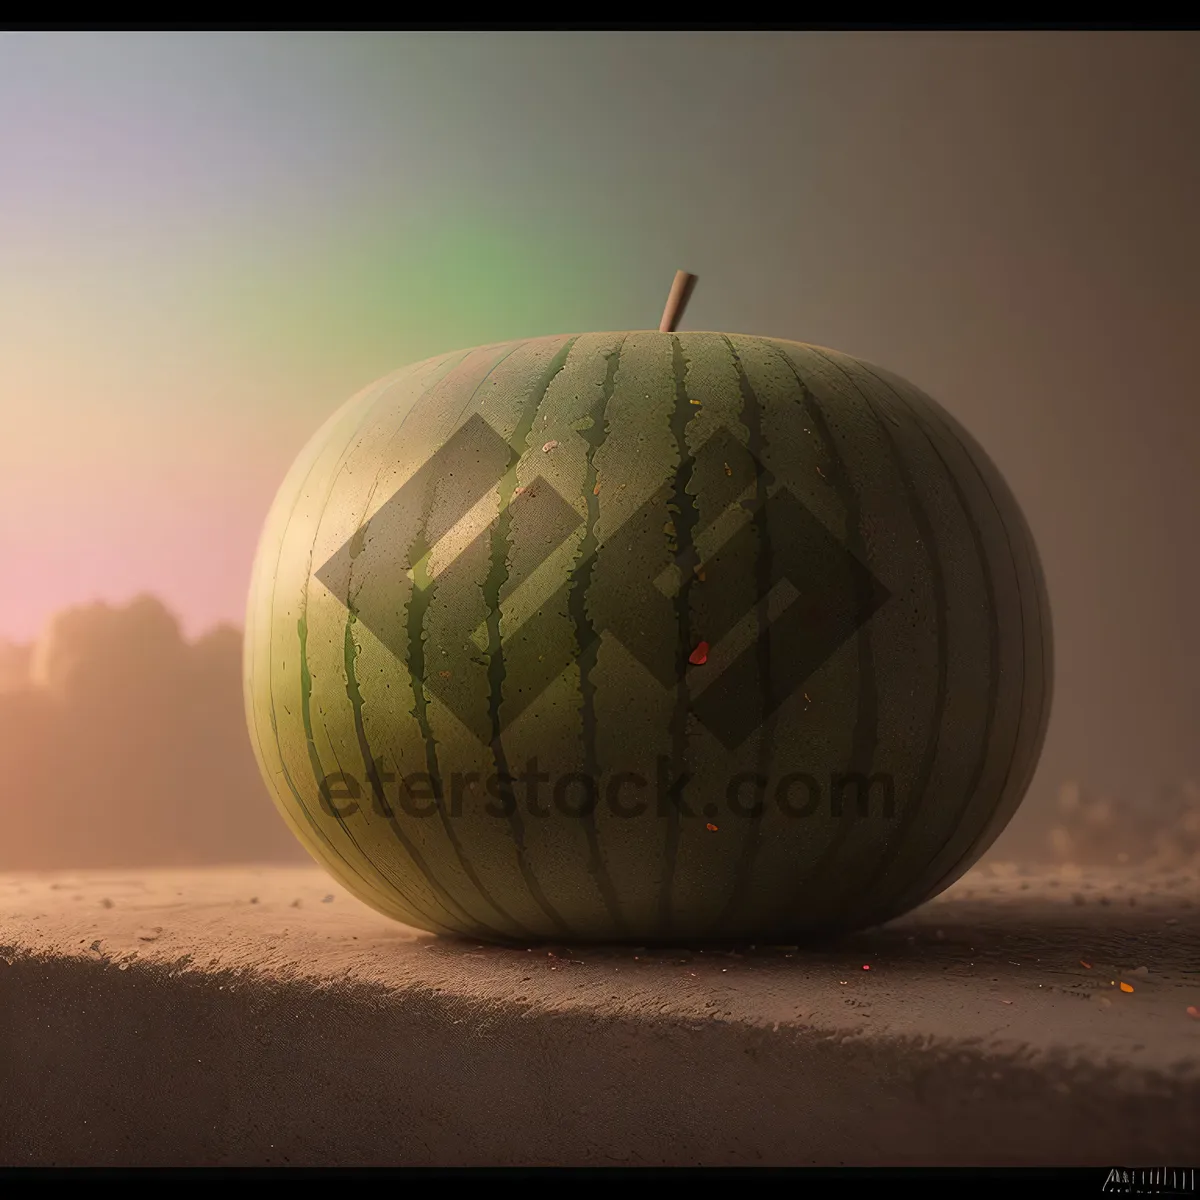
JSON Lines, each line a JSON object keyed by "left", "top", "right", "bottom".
{"left": 1, "top": 862, "right": 1197, "bottom": 1167}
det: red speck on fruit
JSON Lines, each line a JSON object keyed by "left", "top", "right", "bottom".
{"left": 689, "top": 641, "right": 709, "bottom": 666}
{"left": 862, "top": 964, "right": 870, "bottom": 971}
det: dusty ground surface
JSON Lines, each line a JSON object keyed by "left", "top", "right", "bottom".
{"left": 1, "top": 862, "right": 1197, "bottom": 1167}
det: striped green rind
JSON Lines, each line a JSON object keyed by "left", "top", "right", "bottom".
{"left": 244, "top": 332, "right": 1052, "bottom": 943}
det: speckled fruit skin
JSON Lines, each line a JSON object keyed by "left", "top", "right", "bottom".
{"left": 244, "top": 331, "right": 1051, "bottom": 944}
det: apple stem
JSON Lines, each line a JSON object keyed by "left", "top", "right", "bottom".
{"left": 659, "top": 270, "right": 698, "bottom": 334}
